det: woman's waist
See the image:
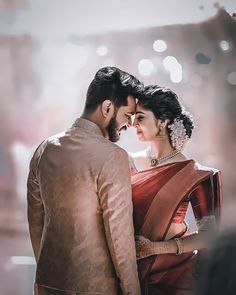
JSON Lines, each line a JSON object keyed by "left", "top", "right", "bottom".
{"left": 165, "top": 221, "right": 190, "bottom": 240}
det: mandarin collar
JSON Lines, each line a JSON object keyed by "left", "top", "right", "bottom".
{"left": 72, "top": 118, "right": 104, "bottom": 137}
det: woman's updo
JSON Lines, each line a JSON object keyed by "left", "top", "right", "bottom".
{"left": 137, "top": 85, "right": 194, "bottom": 138}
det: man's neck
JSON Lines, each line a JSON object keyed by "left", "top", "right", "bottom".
{"left": 81, "top": 112, "right": 108, "bottom": 139}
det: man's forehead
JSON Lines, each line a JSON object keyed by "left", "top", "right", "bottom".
{"left": 126, "top": 95, "right": 136, "bottom": 110}
{"left": 125, "top": 106, "right": 135, "bottom": 114}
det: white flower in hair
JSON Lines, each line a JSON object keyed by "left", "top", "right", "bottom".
{"left": 168, "top": 118, "right": 190, "bottom": 151}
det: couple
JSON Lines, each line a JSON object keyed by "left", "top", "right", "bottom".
{"left": 27, "top": 66, "right": 222, "bottom": 295}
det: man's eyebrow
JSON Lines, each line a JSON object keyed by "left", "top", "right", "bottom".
{"left": 135, "top": 111, "right": 145, "bottom": 114}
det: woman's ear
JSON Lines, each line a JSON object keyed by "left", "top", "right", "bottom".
{"left": 156, "top": 118, "right": 170, "bottom": 129}
{"left": 101, "top": 100, "right": 113, "bottom": 118}
{"left": 161, "top": 118, "right": 170, "bottom": 128}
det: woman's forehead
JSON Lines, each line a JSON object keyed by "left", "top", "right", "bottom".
{"left": 135, "top": 103, "right": 146, "bottom": 113}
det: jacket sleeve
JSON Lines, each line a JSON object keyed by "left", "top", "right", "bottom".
{"left": 98, "top": 147, "right": 141, "bottom": 295}
{"left": 27, "top": 147, "right": 45, "bottom": 261}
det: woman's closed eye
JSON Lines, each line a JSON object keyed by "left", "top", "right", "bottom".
{"left": 136, "top": 116, "right": 144, "bottom": 121}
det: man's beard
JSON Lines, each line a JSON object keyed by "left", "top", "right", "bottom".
{"left": 107, "top": 115, "right": 120, "bottom": 142}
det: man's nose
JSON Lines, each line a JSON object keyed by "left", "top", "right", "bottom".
{"left": 126, "top": 117, "right": 132, "bottom": 127}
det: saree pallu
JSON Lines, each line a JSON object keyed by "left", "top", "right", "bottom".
{"left": 131, "top": 160, "right": 222, "bottom": 295}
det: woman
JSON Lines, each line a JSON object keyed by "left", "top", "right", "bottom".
{"left": 129, "top": 85, "right": 222, "bottom": 295}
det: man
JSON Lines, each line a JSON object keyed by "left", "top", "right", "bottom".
{"left": 27, "top": 67, "right": 143, "bottom": 295}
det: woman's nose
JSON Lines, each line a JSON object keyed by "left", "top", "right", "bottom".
{"left": 133, "top": 117, "right": 138, "bottom": 126}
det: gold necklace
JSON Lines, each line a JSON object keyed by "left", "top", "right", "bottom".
{"left": 147, "top": 148, "right": 180, "bottom": 167}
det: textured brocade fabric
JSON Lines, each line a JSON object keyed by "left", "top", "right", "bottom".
{"left": 27, "top": 118, "right": 140, "bottom": 295}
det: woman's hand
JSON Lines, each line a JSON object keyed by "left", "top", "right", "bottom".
{"left": 135, "top": 235, "right": 155, "bottom": 260}
{"left": 135, "top": 235, "right": 181, "bottom": 258}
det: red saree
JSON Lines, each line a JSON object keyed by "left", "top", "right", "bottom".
{"left": 131, "top": 160, "right": 222, "bottom": 295}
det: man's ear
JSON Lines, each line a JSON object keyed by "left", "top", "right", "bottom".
{"left": 101, "top": 100, "right": 113, "bottom": 118}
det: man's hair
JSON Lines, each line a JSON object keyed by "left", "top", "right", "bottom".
{"left": 84, "top": 66, "right": 143, "bottom": 112}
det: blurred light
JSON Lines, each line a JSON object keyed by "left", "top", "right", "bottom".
{"left": 170, "top": 66, "right": 182, "bottom": 83}
{"left": 219, "top": 40, "right": 231, "bottom": 51}
{"left": 96, "top": 45, "right": 108, "bottom": 56}
{"left": 153, "top": 40, "right": 167, "bottom": 52}
{"left": 138, "top": 59, "right": 154, "bottom": 76}
{"left": 10, "top": 256, "right": 36, "bottom": 265}
{"left": 163, "top": 56, "right": 182, "bottom": 83}
{"left": 190, "top": 74, "right": 203, "bottom": 87}
{"left": 227, "top": 72, "right": 236, "bottom": 85}
{"left": 163, "top": 56, "right": 178, "bottom": 71}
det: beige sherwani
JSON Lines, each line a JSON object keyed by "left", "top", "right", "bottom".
{"left": 27, "top": 118, "right": 141, "bottom": 295}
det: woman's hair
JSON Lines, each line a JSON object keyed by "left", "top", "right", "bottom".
{"left": 138, "top": 85, "right": 194, "bottom": 138}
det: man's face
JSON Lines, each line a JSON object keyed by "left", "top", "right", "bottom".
{"left": 107, "top": 95, "right": 135, "bottom": 142}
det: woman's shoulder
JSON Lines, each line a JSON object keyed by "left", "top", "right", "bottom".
{"left": 193, "top": 161, "right": 220, "bottom": 175}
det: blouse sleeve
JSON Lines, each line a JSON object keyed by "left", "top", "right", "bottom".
{"left": 190, "top": 178, "right": 217, "bottom": 232}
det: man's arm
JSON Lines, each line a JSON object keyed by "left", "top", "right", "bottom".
{"left": 27, "top": 148, "right": 44, "bottom": 261}
{"left": 98, "top": 147, "right": 141, "bottom": 295}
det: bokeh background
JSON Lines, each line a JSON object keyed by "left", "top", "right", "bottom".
{"left": 0, "top": 0, "right": 236, "bottom": 294}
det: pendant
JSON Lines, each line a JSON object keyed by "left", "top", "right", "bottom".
{"left": 150, "top": 158, "right": 158, "bottom": 167}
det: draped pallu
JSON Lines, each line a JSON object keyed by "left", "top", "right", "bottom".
{"left": 131, "top": 160, "right": 222, "bottom": 295}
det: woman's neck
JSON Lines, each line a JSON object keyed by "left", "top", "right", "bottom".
{"left": 149, "top": 139, "right": 174, "bottom": 159}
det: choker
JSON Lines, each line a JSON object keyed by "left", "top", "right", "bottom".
{"left": 146, "top": 148, "right": 180, "bottom": 167}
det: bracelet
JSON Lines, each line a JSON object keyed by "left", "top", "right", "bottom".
{"left": 174, "top": 238, "right": 183, "bottom": 255}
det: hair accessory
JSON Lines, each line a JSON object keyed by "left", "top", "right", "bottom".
{"left": 168, "top": 118, "right": 190, "bottom": 151}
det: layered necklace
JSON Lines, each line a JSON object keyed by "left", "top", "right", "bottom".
{"left": 146, "top": 147, "right": 180, "bottom": 167}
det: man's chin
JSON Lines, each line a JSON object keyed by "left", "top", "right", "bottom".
{"left": 108, "top": 131, "right": 120, "bottom": 142}
{"left": 110, "top": 137, "right": 120, "bottom": 143}
{"left": 115, "top": 131, "right": 121, "bottom": 141}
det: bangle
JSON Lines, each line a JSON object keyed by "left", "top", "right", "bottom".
{"left": 174, "top": 238, "right": 183, "bottom": 255}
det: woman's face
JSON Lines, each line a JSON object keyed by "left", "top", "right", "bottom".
{"left": 133, "top": 103, "right": 160, "bottom": 141}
